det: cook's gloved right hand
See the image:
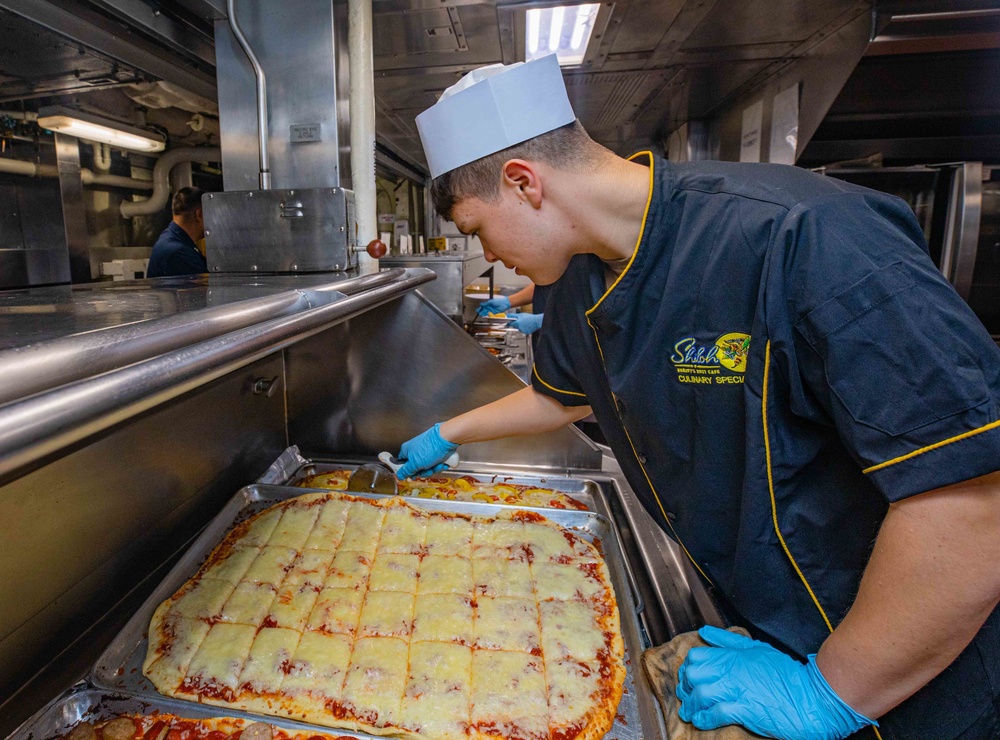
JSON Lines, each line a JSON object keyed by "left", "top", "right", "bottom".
{"left": 396, "top": 423, "right": 459, "bottom": 479}
{"left": 477, "top": 295, "right": 511, "bottom": 317}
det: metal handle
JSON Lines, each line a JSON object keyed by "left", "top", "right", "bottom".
{"left": 253, "top": 376, "right": 280, "bottom": 397}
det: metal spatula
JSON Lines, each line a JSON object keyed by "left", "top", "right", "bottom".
{"left": 346, "top": 461, "right": 399, "bottom": 495}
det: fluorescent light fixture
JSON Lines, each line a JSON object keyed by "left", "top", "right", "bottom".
{"left": 525, "top": 3, "right": 600, "bottom": 67}
{"left": 37, "top": 106, "right": 165, "bottom": 152}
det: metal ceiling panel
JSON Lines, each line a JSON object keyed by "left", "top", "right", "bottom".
{"left": 682, "top": 0, "right": 854, "bottom": 50}
{"left": 374, "top": 4, "right": 501, "bottom": 72}
{"left": 0, "top": 9, "right": 143, "bottom": 102}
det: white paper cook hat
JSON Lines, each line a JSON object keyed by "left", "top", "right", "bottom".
{"left": 416, "top": 54, "right": 576, "bottom": 179}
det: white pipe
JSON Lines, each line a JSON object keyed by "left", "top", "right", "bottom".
{"left": 0, "top": 156, "right": 157, "bottom": 191}
{"left": 82, "top": 170, "right": 153, "bottom": 190}
{"left": 0, "top": 158, "right": 54, "bottom": 177}
{"left": 92, "top": 142, "right": 112, "bottom": 173}
{"left": 0, "top": 110, "right": 38, "bottom": 122}
{"left": 120, "top": 147, "right": 221, "bottom": 217}
{"left": 349, "top": 0, "right": 378, "bottom": 274}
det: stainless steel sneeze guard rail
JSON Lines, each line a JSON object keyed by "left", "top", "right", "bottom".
{"left": 0, "top": 268, "right": 434, "bottom": 481}
{"left": 0, "top": 269, "right": 407, "bottom": 407}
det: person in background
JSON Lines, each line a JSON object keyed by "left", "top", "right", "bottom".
{"left": 478, "top": 283, "right": 544, "bottom": 334}
{"left": 397, "top": 55, "right": 1000, "bottom": 738}
{"left": 147, "top": 186, "right": 208, "bottom": 278}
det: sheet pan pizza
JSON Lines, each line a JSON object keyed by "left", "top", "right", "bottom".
{"left": 144, "top": 492, "right": 625, "bottom": 740}
{"left": 294, "top": 471, "right": 589, "bottom": 511}
{"left": 61, "top": 715, "right": 352, "bottom": 740}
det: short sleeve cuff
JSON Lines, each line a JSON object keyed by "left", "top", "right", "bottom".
{"left": 531, "top": 365, "right": 590, "bottom": 407}
{"left": 865, "top": 419, "right": 1000, "bottom": 501}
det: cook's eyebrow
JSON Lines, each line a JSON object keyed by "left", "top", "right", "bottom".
{"left": 454, "top": 223, "right": 471, "bottom": 236}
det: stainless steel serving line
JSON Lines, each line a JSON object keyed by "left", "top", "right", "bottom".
{"left": 0, "top": 268, "right": 719, "bottom": 740}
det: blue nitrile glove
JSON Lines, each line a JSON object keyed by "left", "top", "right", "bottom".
{"left": 510, "top": 312, "right": 543, "bottom": 335}
{"left": 676, "top": 626, "right": 876, "bottom": 740}
{"left": 477, "top": 295, "right": 511, "bottom": 317}
{"left": 396, "top": 423, "right": 459, "bottom": 479}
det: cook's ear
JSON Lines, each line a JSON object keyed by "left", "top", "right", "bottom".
{"left": 501, "top": 159, "right": 543, "bottom": 208}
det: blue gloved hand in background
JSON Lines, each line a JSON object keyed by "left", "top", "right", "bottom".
{"left": 510, "top": 312, "right": 543, "bottom": 334}
{"left": 676, "top": 626, "right": 876, "bottom": 740}
{"left": 477, "top": 295, "right": 511, "bottom": 316}
{"left": 396, "top": 422, "right": 459, "bottom": 479}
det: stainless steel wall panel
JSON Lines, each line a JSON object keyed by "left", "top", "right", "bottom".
{"left": 204, "top": 187, "right": 358, "bottom": 273}
{"left": 0, "top": 353, "right": 286, "bottom": 700}
{"left": 54, "top": 134, "right": 91, "bottom": 284}
{"left": 214, "top": 0, "right": 351, "bottom": 192}
{"left": 285, "top": 291, "right": 602, "bottom": 471}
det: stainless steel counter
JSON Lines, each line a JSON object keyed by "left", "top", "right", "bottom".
{"left": 379, "top": 250, "right": 491, "bottom": 320}
{"left": 0, "top": 273, "right": 369, "bottom": 351}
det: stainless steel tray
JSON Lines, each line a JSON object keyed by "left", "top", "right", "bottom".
{"left": 91, "top": 484, "right": 651, "bottom": 740}
{"left": 263, "top": 450, "right": 601, "bottom": 514}
{"left": 7, "top": 684, "right": 374, "bottom": 740}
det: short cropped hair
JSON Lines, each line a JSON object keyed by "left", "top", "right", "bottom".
{"left": 430, "top": 120, "right": 606, "bottom": 220}
{"left": 172, "top": 186, "right": 204, "bottom": 216}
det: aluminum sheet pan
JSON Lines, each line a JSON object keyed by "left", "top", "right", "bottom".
{"left": 266, "top": 453, "right": 600, "bottom": 511}
{"left": 7, "top": 684, "right": 374, "bottom": 740}
{"left": 260, "top": 453, "right": 641, "bottom": 615}
{"left": 91, "top": 484, "right": 649, "bottom": 740}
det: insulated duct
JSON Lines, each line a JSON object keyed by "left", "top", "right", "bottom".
{"left": 0, "top": 158, "right": 152, "bottom": 190}
{"left": 119, "top": 147, "right": 221, "bottom": 217}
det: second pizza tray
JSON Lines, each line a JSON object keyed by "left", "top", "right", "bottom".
{"left": 90, "top": 484, "right": 650, "bottom": 740}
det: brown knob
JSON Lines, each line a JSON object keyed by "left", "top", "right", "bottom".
{"left": 366, "top": 239, "right": 387, "bottom": 259}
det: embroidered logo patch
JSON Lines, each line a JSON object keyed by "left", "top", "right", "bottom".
{"left": 670, "top": 332, "right": 750, "bottom": 385}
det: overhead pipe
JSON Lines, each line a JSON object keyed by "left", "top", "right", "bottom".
{"left": 349, "top": 0, "right": 378, "bottom": 274}
{"left": 0, "top": 157, "right": 152, "bottom": 190}
{"left": 119, "top": 146, "right": 221, "bottom": 217}
{"left": 227, "top": 0, "right": 271, "bottom": 190}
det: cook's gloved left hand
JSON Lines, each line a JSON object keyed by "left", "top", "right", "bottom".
{"left": 676, "top": 626, "right": 877, "bottom": 740}
{"left": 510, "top": 312, "right": 543, "bottom": 334}
{"left": 477, "top": 296, "right": 511, "bottom": 316}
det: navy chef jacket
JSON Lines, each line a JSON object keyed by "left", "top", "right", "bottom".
{"left": 532, "top": 153, "right": 1000, "bottom": 738}
{"left": 147, "top": 221, "right": 207, "bottom": 278}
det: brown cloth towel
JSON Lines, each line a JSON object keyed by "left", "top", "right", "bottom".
{"left": 641, "top": 628, "right": 764, "bottom": 740}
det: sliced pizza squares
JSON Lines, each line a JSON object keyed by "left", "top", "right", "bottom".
{"left": 144, "top": 492, "right": 624, "bottom": 740}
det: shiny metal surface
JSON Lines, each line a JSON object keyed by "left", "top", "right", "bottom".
{"left": 0, "top": 268, "right": 434, "bottom": 482}
{"left": 0, "top": 354, "right": 286, "bottom": 710}
{"left": 941, "top": 161, "right": 982, "bottom": 300}
{"left": 286, "top": 290, "right": 602, "bottom": 471}
{"left": 92, "top": 483, "right": 653, "bottom": 740}
{"left": 0, "top": 288, "right": 334, "bottom": 406}
{"left": 0, "top": 272, "right": 398, "bottom": 352}
{"left": 54, "top": 134, "right": 91, "bottom": 283}
{"left": 226, "top": 0, "right": 270, "bottom": 190}
{"left": 380, "top": 250, "right": 489, "bottom": 319}
{"left": 214, "top": 0, "right": 350, "bottom": 192}
{"left": 204, "top": 187, "right": 358, "bottom": 273}
{"left": 8, "top": 686, "right": 377, "bottom": 740}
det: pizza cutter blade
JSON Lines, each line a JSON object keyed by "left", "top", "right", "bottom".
{"left": 346, "top": 462, "right": 399, "bottom": 495}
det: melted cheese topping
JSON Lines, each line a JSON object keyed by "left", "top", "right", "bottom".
{"left": 418, "top": 555, "right": 472, "bottom": 595}
{"left": 146, "top": 493, "right": 624, "bottom": 740}
{"left": 306, "top": 587, "right": 363, "bottom": 635}
{"left": 473, "top": 597, "right": 541, "bottom": 653}
{"left": 412, "top": 593, "right": 473, "bottom": 645}
{"left": 368, "top": 553, "right": 420, "bottom": 592}
{"left": 304, "top": 499, "right": 351, "bottom": 550}
{"left": 473, "top": 557, "right": 533, "bottom": 599}
{"left": 218, "top": 582, "right": 276, "bottom": 626}
{"left": 378, "top": 507, "right": 428, "bottom": 554}
{"left": 357, "top": 591, "right": 414, "bottom": 638}
{"left": 341, "top": 637, "right": 408, "bottom": 726}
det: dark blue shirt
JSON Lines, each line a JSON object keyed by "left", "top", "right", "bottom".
{"left": 147, "top": 221, "right": 207, "bottom": 278}
{"left": 532, "top": 153, "right": 1000, "bottom": 738}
